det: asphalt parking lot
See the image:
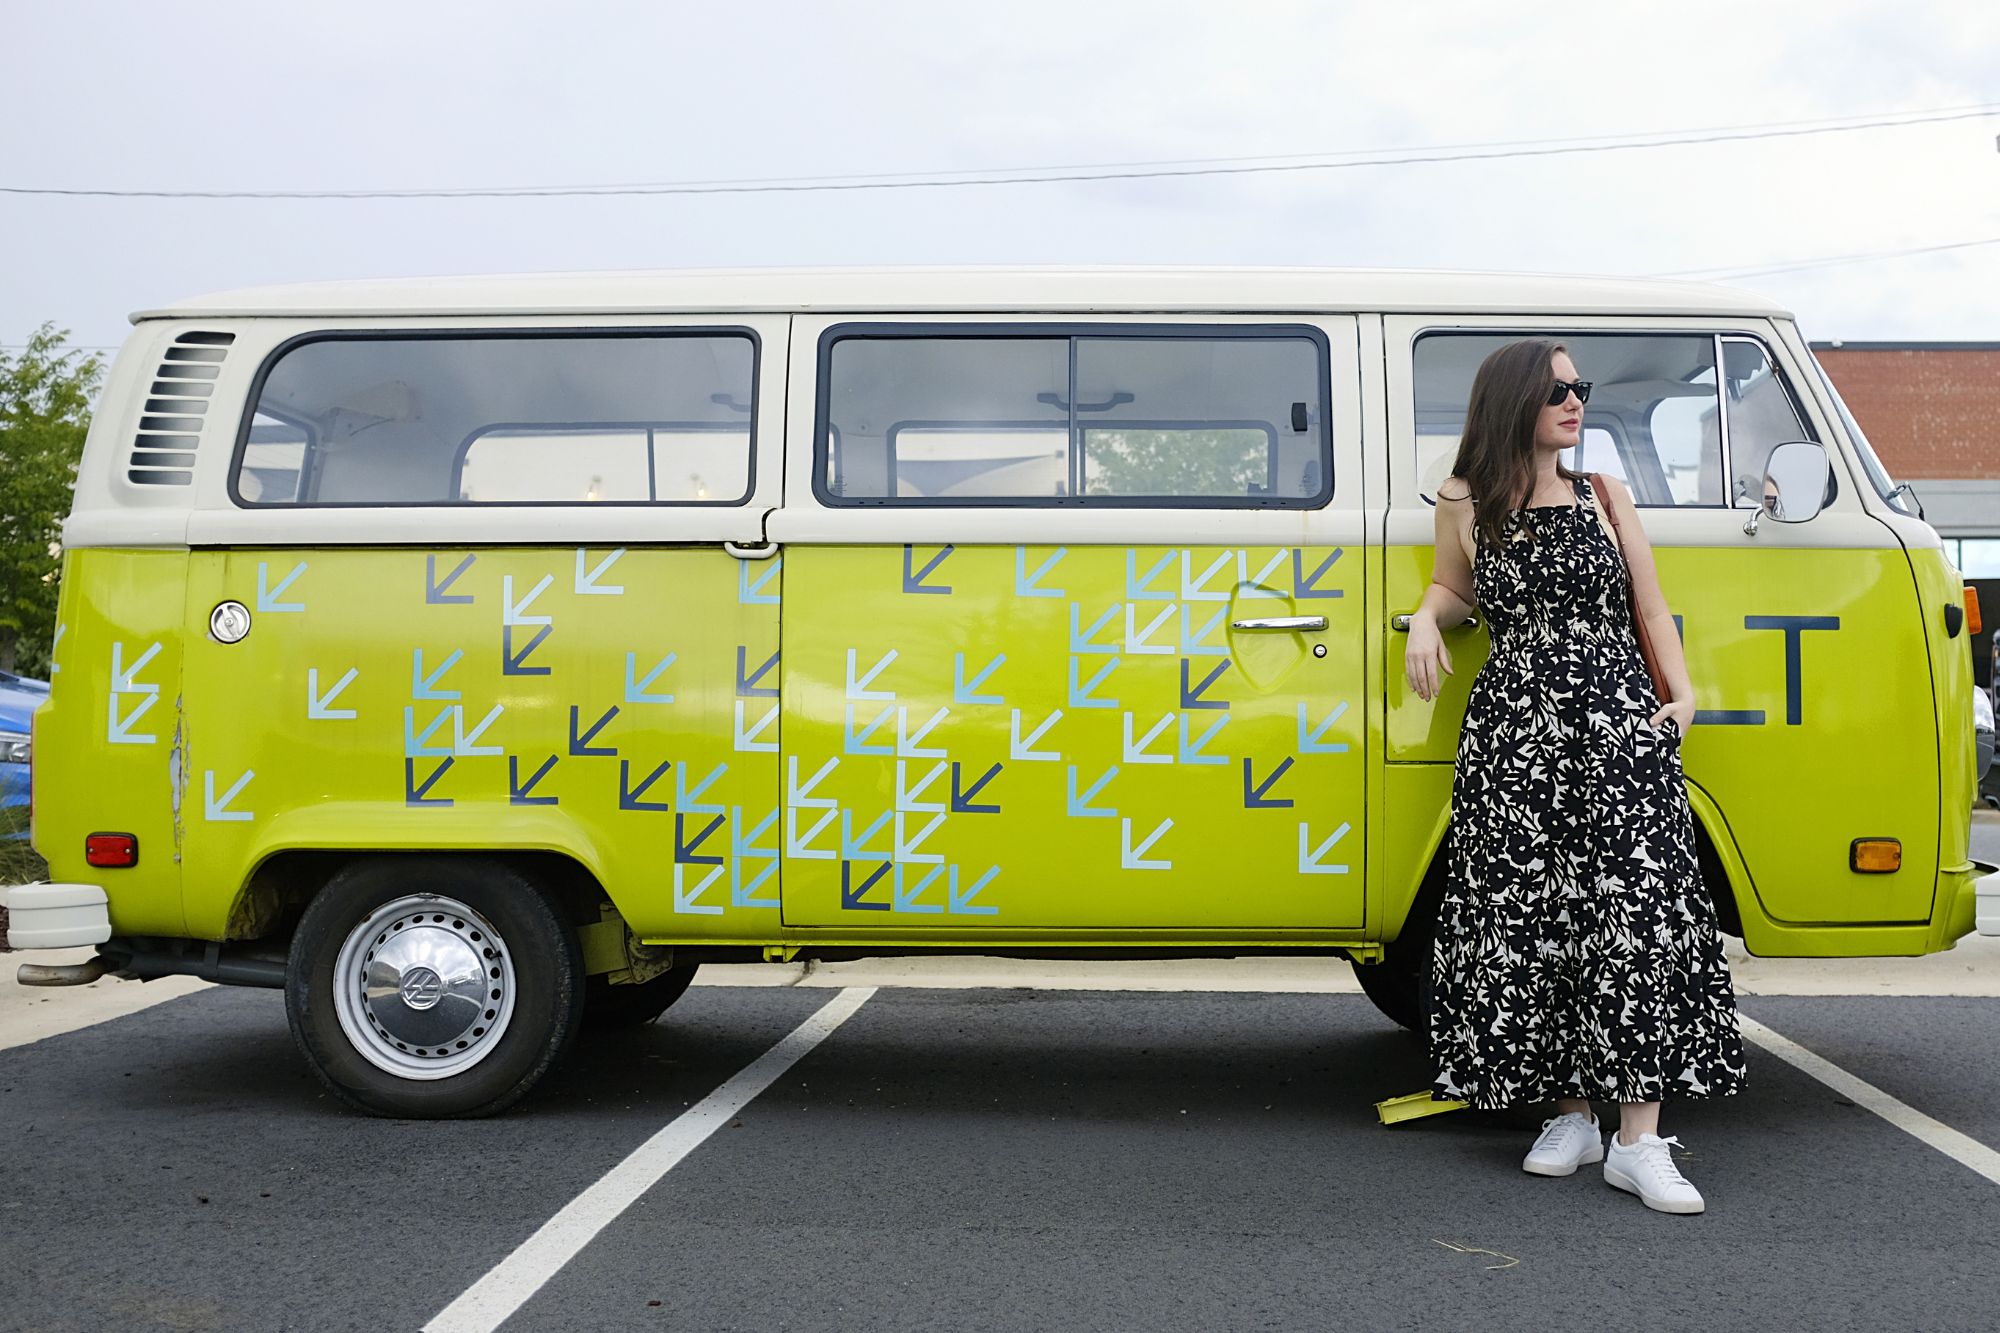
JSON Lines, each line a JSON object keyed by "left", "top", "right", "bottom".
{"left": 3, "top": 817, "right": 1995, "bottom": 1331}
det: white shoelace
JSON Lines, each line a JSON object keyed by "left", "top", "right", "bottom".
{"left": 1534, "top": 1114, "right": 1594, "bottom": 1153}
{"left": 1625, "top": 1134, "right": 1692, "bottom": 1187}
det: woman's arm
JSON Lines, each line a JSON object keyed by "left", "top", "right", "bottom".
{"left": 1596, "top": 475, "right": 1696, "bottom": 726}
{"left": 1405, "top": 482, "right": 1479, "bottom": 701}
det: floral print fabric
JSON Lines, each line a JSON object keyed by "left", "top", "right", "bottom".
{"left": 1430, "top": 475, "right": 1747, "bottom": 1110}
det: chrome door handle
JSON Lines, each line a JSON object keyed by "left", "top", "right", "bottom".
{"left": 1232, "top": 615, "right": 1328, "bottom": 632}
{"left": 1392, "top": 613, "right": 1480, "bottom": 631}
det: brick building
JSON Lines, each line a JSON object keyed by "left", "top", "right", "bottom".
{"left": 1811, "top": 341, "right": 2000, "bottom": 577}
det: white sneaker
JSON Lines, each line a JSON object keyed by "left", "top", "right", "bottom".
{"left": 1603, "top": 1132, "right": 1706, "bottom": 1214}
{"left": 1522, "top": 1111, "right": 1604, "bottom": 1176}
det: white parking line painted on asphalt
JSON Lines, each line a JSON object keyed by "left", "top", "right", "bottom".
{"left": 423, "top": 986, "right": 877, "bottom": 1333}
{"left": 1739, "top": 1014, "right": 2000, "bottom": 1187}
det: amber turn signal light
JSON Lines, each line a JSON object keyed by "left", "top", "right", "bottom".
{"left": 1967, "top": 589, "right": 1983, "bottom": 638}
{"left": 84, "top": 832, "right": 138, "bottom": 869}
{"left": 1850, "top": 838, "right": 1901, "bottom": 874}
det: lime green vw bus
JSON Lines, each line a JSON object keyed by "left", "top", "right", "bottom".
{"left": 8, "top": 268, "right": 1992, "bottom": 1117}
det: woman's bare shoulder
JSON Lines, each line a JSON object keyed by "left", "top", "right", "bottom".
{"left": 1436, "top": 476, "right": 1474, "bottom": 504}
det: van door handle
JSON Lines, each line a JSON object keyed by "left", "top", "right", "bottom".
{"left": 1232, "top": 615, "right": 1327, "bottom": 632}
{"left": 724, "top": 540, "right": 779, "bottom": 560}
{"left": 1392, "top": 613, "right": 1480, "bottom": 631}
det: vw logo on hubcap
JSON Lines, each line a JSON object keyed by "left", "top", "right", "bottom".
{"left": 399, "top": 965, "right": 445, "bottom": 1010}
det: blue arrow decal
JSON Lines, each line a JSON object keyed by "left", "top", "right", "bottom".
{"left": 1121, "top": 817, "right": 1173, "bottom": 870}
{"left": 1015, "top": 546, "right": 1066, "bottom": 598}
{"left": 733, "top": 701, "right": 778, "bottom": 753}
{"left": 841, "top": 860, "right": 893, "bottom": 911}
{"left": 1070, "top": 603, "right": 1123, "bottom": 655}
{"left": 575, "top": 547, "right": 626, "bottom": 595}
{"left": 503, "top": 573, "right": 553, "bottom": 626}
{"left": 846, "top": 648, "right": 898, "bottom": 700}
{"left": 902, "top": 544, "right": 954, "bottom": 594}
{"left": 1297, "top": 701, "right": 1349, "bottom": 754}
{"left": 895, "top": 706, "right": 949, "bottom": 759}
{"left": 625, "top": 651, "right": 677, "bottom": 704}
{"left": 1177, "top": 713, "right": 1229, "bottom": 766}
{"left": 1294, "top": 548, "right": 1344, "bottom": 599}
{"left": 731, "top": 805, "right": 780, "bottom": 908}
{"left": 454, "top": 704, "right": 504, "bottom": 756}
{"left": 404, "top": 758, "right": 453, "bottom": 808}
{"left": 788, "top": 755, "right": 839, "bottom": 808}
{"left": 953, "top": 652, "right": 1006, "bottom": 705}
{"left": 786, "top": 806, "right": 839, "bottom": 860}
{"left": 503, "top": 623, "right": 552, "bottom": 676}
{"left": 840, "top": 809, "right": 893, "bottom": 861}
{"left": 1122, "top": 712, "right": 1176, "bottom": 765}
{"left": 893, "top": 864, "right": 948, "bottom": 915}
{"left": 1299, "top": 821, "right": 1352, "bottom": 874}
{"left": 1239, "top": 549, "right": 1288, "bottom": 599}
{"left": 1243, "top": 756, "right": 1294, "bottom": 809}
{"left": 509, "top": 754, "right": 558, "bottom": 806}
{"left": 307, "top": 667, "right": 359, "bottom": 720}
{"left": 1181, "top": 604, "right": 1228, "bottom": 658}
{"left": 1068, "top": 655, "right": 1120, "bottom": 709}
{"left": 739, "top": 556, "right": 782, "bottom": 605}
{"left": 893, "top": 812, "right": 945, "bottom": 864}
{"left": 951, "top": 762, "right": 1002, "bottom": 814}
{"left": 736, "top": 647, "right": 780, "bottom": 698}
{"left": 426, "top": 553, "right": 475, "bottom": 605}
{"left": 256, "top": 561, "right": 307, "bottom": 613}
{"left": 673, "top": 864, "right": 726, "bottom": 916}
{"left": 1180, "top": 549, "right": 1236, "bottom": 602}
{"left": 1066, "top": 764, "right": 1118, "bottom": 818}
{"left": 949, "top": 866, "right": 1000, "bottom": 917}
{"left": 676, "top": 762, "right": 728, "bottom": 815}
{"left": 1125, "top": 549, "right": 1177, "bottom": 601}
{"left": 1125, "top": 604, "right": 1176, "bottom": 656}
{"left": 732, "top": 855, "right": 779, "bottom": 908}
{"left": 733, "top": 804, "right": 779, "bottom": 858}
{"left": 403, "top": 706, "right": 454, "bottom": 758}
{"left": 107, "top": 693, "right": 159, "bottom": 746}
{"left": 110, "top": 640, "right": 161, "bottom": 694}
{"left": 843, "top": 704, "right": 895, "bottom": 756}
{"left": 412, "top": 648, "right": 463, "bottom": 701}
{"left": 675, "top": 813, "right": 725, "bottom": 863}
{"left": 1009, "top": 708, "right": 1063, "bottom": 761}
{"left": 1179, "top": 658, "right": 1230, "bottom": 710}
{"left": 618, "top": 758, "right": 672, "bottom": 812}
{"left": 897, "top": 760, "right": 948, "bottom": 814}
{"left": 570, "top": 705, "right": 620, "bottom": 757}
{"left": 204, "top": 768, "right": 256, "bottom": 821}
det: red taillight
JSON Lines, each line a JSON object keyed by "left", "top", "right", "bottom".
{"left": 85, "top": 832, "right": 138, "bottom": 868}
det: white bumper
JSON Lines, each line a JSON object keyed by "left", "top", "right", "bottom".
{"left": 1977, "top": 866, "right": 2000, "bottom": 937}
{"left": 3, "top": 883, "right": 112, "bottom": 949}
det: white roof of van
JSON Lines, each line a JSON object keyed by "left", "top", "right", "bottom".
{"left": 135, "top": 266, "right": 1791, "bottom": 322}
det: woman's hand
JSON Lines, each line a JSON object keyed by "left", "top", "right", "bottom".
{"left": 1647, "top": 698, "right": 1696, "bottom": 733}
{"left": 1405, "top": 611, "right": 1453, "bottom": 702}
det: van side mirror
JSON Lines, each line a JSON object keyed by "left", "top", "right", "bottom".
{"left": 1743, "top": 440, "right": 1831, "bottom": 535}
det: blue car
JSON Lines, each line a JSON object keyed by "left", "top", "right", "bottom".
{"left": 0, "top": 670, "right": 49, "bottom": 840}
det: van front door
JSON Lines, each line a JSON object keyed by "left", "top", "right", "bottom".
{"left": 772, "top": 318, "right": 1369, "bottom": 936}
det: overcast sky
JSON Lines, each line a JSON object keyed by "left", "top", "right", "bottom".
{"left": 3, "top": 1, "right": 1996, "bottom": 357}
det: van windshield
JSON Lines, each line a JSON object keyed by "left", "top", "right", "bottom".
{"left": 1806, "top": 349, "right": 1915, "bottom": 516}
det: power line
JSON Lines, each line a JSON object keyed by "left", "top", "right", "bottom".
{"left": 3, "top": 103, "right": 1994, "bottom": 201}
{"left": 1657, "top": 235, "right": 2000, "bottom": 281}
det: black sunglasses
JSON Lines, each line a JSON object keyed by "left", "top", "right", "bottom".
{"left": 1547, "top": 379, "right": 1593, "bottom": 407}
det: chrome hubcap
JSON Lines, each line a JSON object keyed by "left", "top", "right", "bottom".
{"left": 332, "top": 894, "right": 516, "bottom": 1081}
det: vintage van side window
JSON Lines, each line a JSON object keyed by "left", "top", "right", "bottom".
{"left": 1718, "top": 338, "right": 1817, "bottom": 509}
{"left": 818, "top": 326, "right": 1330, "bottom": 507}
{"left": 1414, "top": 333, "right": 1727, "bottom": 507}
{"left": 234, "top": 332, "right": 756, "bottom": 506}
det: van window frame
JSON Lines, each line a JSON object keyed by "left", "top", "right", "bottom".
{"left": 1407, "top": 325, "right": 1818, "bottom": 509}
{"left": 227, "top": 325, "right": 763, "bottom": 510}
{"left": 812, "top": 321, "right": 1335, "bottom": 510}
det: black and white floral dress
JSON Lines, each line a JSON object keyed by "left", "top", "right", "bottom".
{"left": 1430, "top": 474, "right": 1747, "bottom": 1110}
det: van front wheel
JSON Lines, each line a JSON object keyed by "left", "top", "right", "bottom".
{"left": 285, "top": 857, "right": 584, "bottom": 1118}
{"left": 1351, "top": 910, "right": 1436, "bottom": 1057}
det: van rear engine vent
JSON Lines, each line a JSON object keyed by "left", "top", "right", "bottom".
{"left": 128, "top": 330, "right": 236, "bottom": 487}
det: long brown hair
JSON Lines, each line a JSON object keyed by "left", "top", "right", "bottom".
{"left": 1449, "top": 338, "right": 1583, "bottom": 553}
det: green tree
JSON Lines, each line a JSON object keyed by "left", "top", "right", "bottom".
{"left": 0, "top": 325, "right": 102, "bottom": 676}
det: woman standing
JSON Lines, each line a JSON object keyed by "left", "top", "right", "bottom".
{"left": 1403, "top": 337, "right": 1747, "bottom": 1215}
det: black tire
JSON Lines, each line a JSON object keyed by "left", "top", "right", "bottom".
{"left": 583, "top": 965, "right": 698, "bottom": 1028}
{"left": 285, "top": 855, "right": 584, "bottom": 1119}
{"left": 1352, "top": 906, "right": 1437, "bottom": 1059}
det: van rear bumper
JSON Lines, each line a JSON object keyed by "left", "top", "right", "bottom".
{"left": 1973, "top": 860, "right": 2000, "bottom": 937}
{"left": 3, "top": 883, "right": 111, "bottom": 949}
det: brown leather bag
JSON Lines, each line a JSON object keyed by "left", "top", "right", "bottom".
{"left": 1588, "top": 473, "right": 1673, "bottom": 704}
